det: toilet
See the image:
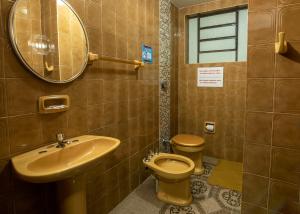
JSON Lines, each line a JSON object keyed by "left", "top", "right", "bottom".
{"left": 143, "top": 153, "right": 195, "bottom": 206}
{"left": 171, "top": 134, "right": 205, "bottom": 175}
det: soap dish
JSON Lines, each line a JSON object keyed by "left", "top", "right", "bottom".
{"left": 39, "top": 95, "right": 70, "bottom": 114}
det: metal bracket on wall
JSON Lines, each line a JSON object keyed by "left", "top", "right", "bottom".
{"left": 160, "top": 80, "right": 169, "bottom": 91}
{"left": 275, "top": 32, "right": 288, "bottom": 54}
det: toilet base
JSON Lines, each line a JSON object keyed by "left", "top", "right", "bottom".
{"left": 156, "top": 178, "right": 192, "bottom": 206}
{"left": 194, "top": 166, "right": 204, "bottom": 175}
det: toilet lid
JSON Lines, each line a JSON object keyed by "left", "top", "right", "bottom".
{"left": 171, "top": 134, "right": 205, "bottom": 147}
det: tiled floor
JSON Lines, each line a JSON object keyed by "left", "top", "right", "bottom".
{"left": 110, "top": 163, "right": 242, "bottom": 214}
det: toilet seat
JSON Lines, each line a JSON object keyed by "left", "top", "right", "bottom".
{"left": 172, "top": 134, "right": 205, "bottom": 147}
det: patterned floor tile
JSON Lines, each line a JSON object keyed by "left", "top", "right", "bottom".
{"left": 198, "top": 198, "right": 222, "bottom": 214}
{"left": 160, "top": 163, "right": 242, "bottom": 214}
{"left": 214, "top": 189, "right": 241, "bottom": 213}
{"left": 110, "top": 162, "right": 242, "bottom": 214}
{"left": 160, "top": 203, "right": 201, "bottom": 214}
{"left": 191, "top": 179, "right": 212, "bottom": 199}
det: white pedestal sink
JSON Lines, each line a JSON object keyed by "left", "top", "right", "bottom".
{"left": 11, "top": 135, "right": 121, "bottom": 214}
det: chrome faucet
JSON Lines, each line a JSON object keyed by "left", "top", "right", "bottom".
{"left": 56, "top": 133, "right": 69, "bottom": 148}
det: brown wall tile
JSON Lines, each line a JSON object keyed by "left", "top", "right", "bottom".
{"left": 65, "top": 80, "right": 88, "bottom": 107}
{"left": 273, "top": 114, "right": 300, "bottom": 149}
{"left": 278, "top": 5, "right": 300, "bottom": 42}
{"left": 0, "top": 119, "right": 8, "bottom": 159}
{"left": 87, "top": 80, "right": 103, "bottom": 105}
{"left": 248, "top": 45, "right": 275, "bottom": 78}
{"left": 87, "top": 27, "right": 101, "bottom": 54}
{"left": 278, "top": 0, "right": 300, "bottom": 5}
{"left": 269, "top": 180, "right": 299, "bottom": 213}
{"left": 0, "top": 39, "right": 3, "bottom": 79}
{"left": 248, "top": 10, "right": 276, "bottom": 45}
{"left": 246, "top": 0, "right": 300, "bottom": 214}
{"left": 275, "top": 79, "right": 300, "bottom": 114}
{"left": 6, "top": 78, "right": 42, "bottom": 116}
{"left": 87, "top": 104, "right": 103, "bottom": 131}
{"left": 116, "top": 0, "right": 128, "bottom": 60}
{"left": 3, "top": 44, "right": 31, "bottom": 78}
{"left": 8, "top": 114, "right": 43, "bottom": 155}
{"left": 242, "top": 202, "right": 268, "bottom": 214}
{"left": 247, "top": 79, "right": 274, "bottom": 112}
{"left": 246, "top": 112, "right": 273, "bottom": 145}
{"left": 0, "top": 196, "right": 12, "bottom": 214}
{"left": 41, "top": 113, "right": 68, "bottom": 143}
{"left": 85, "top": 1, "right": 101, "bottom": 29}
{"left": 242, "top": 173, "right": 269, "bottom": 207}
{"left": 244, "top": 143, "right": 270, "bottom": 176}
{"left": 102, "top": 0, "right": 116, "bottom": 57}
{"left": 276, "top": 42, "right": 300, "bottom": 78}
{"left": 271, "top": 148, "right": 300, "bottom": 185}
{"left": 249, "top": 0, "right": 277, "bottom": 11}
{"left": 279, "top": 202, "right": 300, "bottom": 214}
{"left": 66, "top": 106, "right": 88, "bottom": 137}
{"left": 224, "top": 135, "right": 244, "bottom": 162}
{"left": 0, "top": 162, "right": 11, "bottom": 196}
{"left": 0, "top": 79, "right": 5, "bottom": 117}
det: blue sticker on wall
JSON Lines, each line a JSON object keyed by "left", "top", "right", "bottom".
{"left": 142, "top": 44, "right": 153, "bottom": 64}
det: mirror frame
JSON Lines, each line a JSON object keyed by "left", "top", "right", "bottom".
{"left": 8, "top": 0, "right": 90, "bottom": 84}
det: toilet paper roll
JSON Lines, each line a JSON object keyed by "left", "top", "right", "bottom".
{"left": 206, "top": 124, "right": 214, "bottom": 132}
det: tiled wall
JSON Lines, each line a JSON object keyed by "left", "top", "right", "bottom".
{"left": 0, "top": 0, "right": 159, "bottom": 213}
{"left": 159, "top": 0, "right": 171, "bottom": 151}
{"left": 159, "top": 1, "right": 179, "bottom": 151}
{"left": 170, "top": 3, "right": 178, "bottom": 137}
{"left": 242, "top": 0, "right": 300, "bottom": 213}
{"left": 176, "top": 0, "right": 247, "bottom": 162}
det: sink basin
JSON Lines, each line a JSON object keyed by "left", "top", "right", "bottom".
{"left": 12, "top": 135, "right": 121, "bottom": 214}
{"left": 12, "top": 135, "right": 121, "bottom": 183}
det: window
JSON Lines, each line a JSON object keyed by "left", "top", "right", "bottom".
{"left": 188, "top": 8, "right": 248, "bottom": 64}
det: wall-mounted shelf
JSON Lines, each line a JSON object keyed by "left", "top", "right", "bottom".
{"left": 88, "top": 52, "right": 144, "bottom": 71}
{"left": 39, "top": 95, "right": 70, "bottom": 114}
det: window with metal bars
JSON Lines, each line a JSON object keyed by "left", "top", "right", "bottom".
{"left": 188, "top": 7, "right": 248, "bottom": 64}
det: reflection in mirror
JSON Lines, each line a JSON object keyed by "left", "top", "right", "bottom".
{"left": 10, "top": 0, "right": 89, "bottom": 83}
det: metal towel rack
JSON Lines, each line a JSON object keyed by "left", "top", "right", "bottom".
{"left": 88, "top": 52, "right": 144, "bottom": 71}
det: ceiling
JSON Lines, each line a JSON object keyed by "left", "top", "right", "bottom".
{"left": 170, "top": 0, "right": 212, "bottom": 8}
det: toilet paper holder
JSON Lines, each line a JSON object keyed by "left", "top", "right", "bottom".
{"left": 204, "top": 122, "right": 215, "bottom": 134}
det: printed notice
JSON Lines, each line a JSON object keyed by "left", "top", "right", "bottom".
{"left": 197, "top": 67, "right": 224, "bottom": 88}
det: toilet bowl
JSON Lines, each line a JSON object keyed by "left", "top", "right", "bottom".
{"left": 143, "top": 153, "right": 195, "bottom": 206}
{"left": 171, "top": 134, "right": 205, "bottom": 175}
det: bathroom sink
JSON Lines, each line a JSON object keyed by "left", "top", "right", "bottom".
{"left": 11, "top": 135, "right": 120, "bottom": 183}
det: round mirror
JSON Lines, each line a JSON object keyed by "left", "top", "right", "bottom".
{"left": 9, "top": 0, "right": 89, "bottom": 83}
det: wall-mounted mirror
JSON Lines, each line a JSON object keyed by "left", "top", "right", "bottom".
{"left": 9, "top": 0, "right": 89, "bottom": 83}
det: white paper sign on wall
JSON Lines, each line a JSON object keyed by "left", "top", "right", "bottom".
{"left": 197, "top": 67, "right": 224, "bottom": 88}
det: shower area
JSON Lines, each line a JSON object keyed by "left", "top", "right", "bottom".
{"left": 155, "top": 0, "right": 300, "bottom": 213}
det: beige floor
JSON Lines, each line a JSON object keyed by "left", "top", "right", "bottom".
{"left": 110, "top": 162, "right": 242, "bottom": 214}
{"left": 110, "top": 176, "right": 164, "bottom": 214}
{"left": 208, "top": 159, "right": 243, "bottom": 192}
